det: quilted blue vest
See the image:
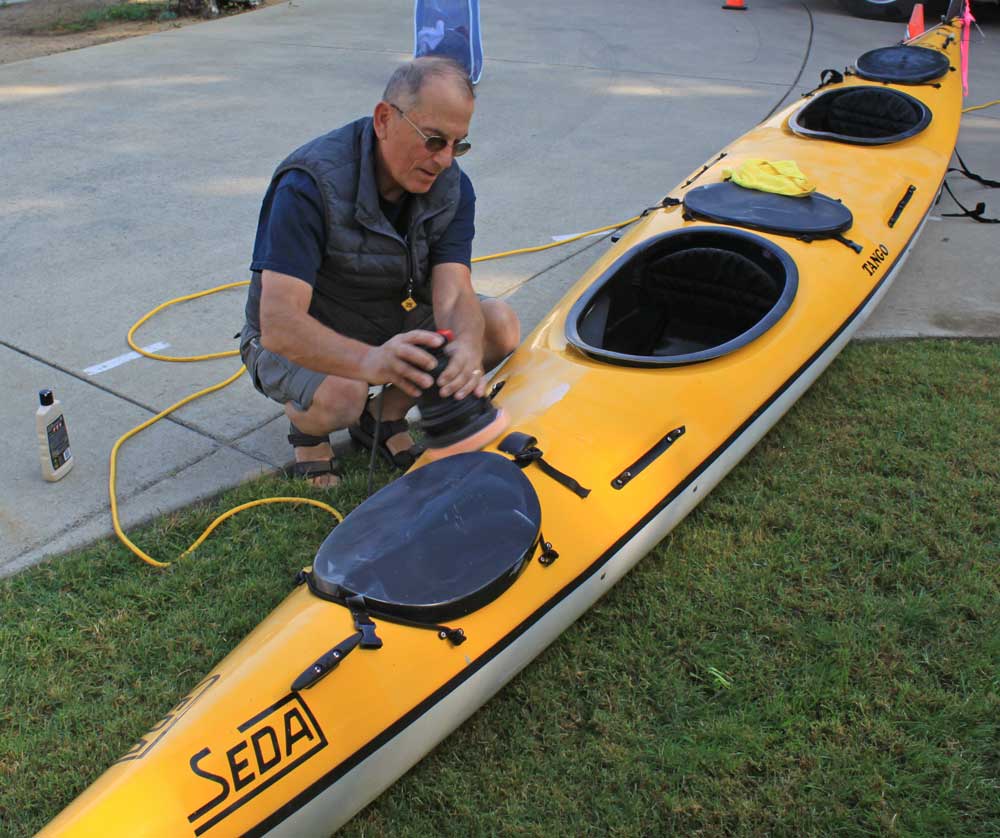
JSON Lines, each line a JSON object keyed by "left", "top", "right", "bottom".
{"left": 262, "top": 117, "right": 461, "bottom": 345}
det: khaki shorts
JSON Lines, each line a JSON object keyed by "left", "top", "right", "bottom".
{"left": 240, "top": 331, "right": 327, "bottom": 412}
{"left": 239, "top": 306, "right": 438, "bottom": 411}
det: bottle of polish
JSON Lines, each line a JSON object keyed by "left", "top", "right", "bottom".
{"left": 36, "top": 389, "right": 74, "bottom": 481}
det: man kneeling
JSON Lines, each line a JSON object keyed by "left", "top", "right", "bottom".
{"left": 240, "top": 57, "right": 519, "bottom": 485}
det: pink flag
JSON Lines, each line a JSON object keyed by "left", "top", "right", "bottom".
{"left": 961, "top": 0, "right": 975, "bottom": 96}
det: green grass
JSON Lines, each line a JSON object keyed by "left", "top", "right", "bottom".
{"left": 50, "top": 3, "right": 173, "bottom": 32}
{"left": 2, "top": 340, "right": 998, "bottom": 837}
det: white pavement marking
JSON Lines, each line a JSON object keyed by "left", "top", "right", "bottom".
{"left": 84, "top": 343, "right": 171, "bottom": 375}
{"left": 550, "top": 231, "right": 609, "bottom": 243}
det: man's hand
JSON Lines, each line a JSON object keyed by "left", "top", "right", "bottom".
{"left": 428, "top": 262, "right": 488, "bottom": 399}
{"left": 436, "top": 335, "right": 486, "bottom": 399}
{"left": 360, "top": 330, "right": 445, "bottom": 397}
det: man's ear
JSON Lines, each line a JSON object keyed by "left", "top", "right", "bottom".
{"left": 373, "top": 101, "right": 393, "bottom": 141}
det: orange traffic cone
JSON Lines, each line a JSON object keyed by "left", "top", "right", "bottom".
{"left": 906, "top": 3, "right": 925, "bottom": 38}
{"left": 722, "top": 0, "right": 747, "bottom": 9}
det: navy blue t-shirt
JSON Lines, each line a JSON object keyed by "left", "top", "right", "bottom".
{"left": 250, "top": 167, "right": 476, "bottom": 286}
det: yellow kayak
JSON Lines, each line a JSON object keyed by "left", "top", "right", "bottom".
{"left": 40, "top": 19, "right": 964, "bottom": 838}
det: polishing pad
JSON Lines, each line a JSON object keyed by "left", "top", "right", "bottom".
{"left": 423, "top": 408, "right": 510, "bottom": 462}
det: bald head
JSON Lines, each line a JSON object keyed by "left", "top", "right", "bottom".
{"left": 382, "top": 57, "right": 474, "bottom": 111}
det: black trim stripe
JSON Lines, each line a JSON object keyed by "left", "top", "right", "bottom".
{"left": 245, "top": 210, "right": 931, "bottom": 838}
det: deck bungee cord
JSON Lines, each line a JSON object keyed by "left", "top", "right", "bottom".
{"left": 113, "top": 216, "right": 641, "bottom": 568}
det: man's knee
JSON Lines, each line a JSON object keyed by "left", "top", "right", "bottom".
{"left": 299, "top": 377, "right": 369, "bottom": 432}
{"left": 483, "top": 299, "right": 520, "bottom": 360}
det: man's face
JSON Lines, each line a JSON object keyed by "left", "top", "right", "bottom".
{"left": 374, "top": 76, "right": 474, "bottom": 199}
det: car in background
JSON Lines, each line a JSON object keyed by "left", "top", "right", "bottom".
{"left": 840, "top": 0, "right": 996, "bottom": 21}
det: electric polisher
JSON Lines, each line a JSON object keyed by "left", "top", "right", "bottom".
{"left": 418, "top": 330, "right": 509, "bottom": 460}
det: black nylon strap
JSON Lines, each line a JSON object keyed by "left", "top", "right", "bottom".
{"left": 535, "top": 458, "right": 590, "bottom": 498}
{"left": 948, "top": 150, "right": 1000, "bottom": 189}
{"left": 300, "top": 570, "right": 467, "bottom": 645}
{"left": 498, "top": 432, "right": 591, "bottom": 499}
{"left": 941, "top": 182, "right": 1000, "bottom": 224}
{"left": 346, "top": 595, "right": 383, "bottom": 649}
{"left": 819, "top": 68, "right": 843, "bottom": 88}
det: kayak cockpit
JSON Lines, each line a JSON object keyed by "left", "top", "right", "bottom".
{"left": 308, "top": 452, "right": 541, "bottom": 623}
{"left": 790, "top": 85, "right": 931, "bottom": 145}
{"left": 566, "top": 228, "right": 797, "bottom": 367}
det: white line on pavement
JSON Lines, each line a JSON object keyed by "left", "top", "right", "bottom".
{"left": 84, "top": 342, "right": 171, "bottom": 376}
{"left": 550, "top": 231, "right": 609, "bottom": 243}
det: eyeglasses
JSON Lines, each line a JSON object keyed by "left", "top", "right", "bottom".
{"left": 389, "top": 103, "right": 471, "bottom": 157}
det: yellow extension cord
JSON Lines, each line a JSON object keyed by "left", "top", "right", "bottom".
{"left": 116, "top": 216, "right": 642, "bottom": 567}
{"left": 962, "top": 99, "right": 1000, "bottom": 114}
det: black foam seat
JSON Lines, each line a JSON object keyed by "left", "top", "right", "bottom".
{"left": 641, "top": 247, "right": 779, "bottom": 345}
{"left": 856, "top": 45, "right": 950, "bottom": 85}
{"left": 828, "top": 89, "right": 919, "bottom": 136}
{"left": 790, "top": 86, "right": 931, "bottom": 145}
{"left": 683, "top": 182, "right": 853, "bottom": 239}
{"left": 310, "top": 452, "right": 541, "bottom": 623}
{"left": 566, "top": 228, "right": 799, "bottom": 367}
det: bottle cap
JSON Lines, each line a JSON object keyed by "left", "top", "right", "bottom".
{"left": 39, "top": 389, "right": 54, "bottom": 407}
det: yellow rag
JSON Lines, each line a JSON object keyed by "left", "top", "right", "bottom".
{"left": 722, "top": 159, "right": 816, "bottom": 197}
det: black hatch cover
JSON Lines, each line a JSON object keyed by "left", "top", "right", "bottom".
{"left": 856, "top": 45, "right": 950, "bottom": 85}
{"left": 683, "top": 182, "right": 853, "bottom": 238}
{"left": 311, "top": 451, "right": 541, "bottom": 623}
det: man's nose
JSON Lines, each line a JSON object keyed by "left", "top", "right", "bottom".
{"left": 431, "top": 144, "right": 454, "bottom": 168}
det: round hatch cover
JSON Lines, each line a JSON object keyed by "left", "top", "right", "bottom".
{"left": 683, "top": 182, "right": 853, "bottom": 238}
{"left": 856, "top": 45, "right": 950, "bottom": 85}
{"left": 311, "top": 451, "right": 541, "bottom": 623}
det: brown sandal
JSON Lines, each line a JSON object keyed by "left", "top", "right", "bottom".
{"left": 348, "top": 402, "right": 425, "bottom": 470}
{"left": 287, "top": 423, "right": 342, "bottom": 482}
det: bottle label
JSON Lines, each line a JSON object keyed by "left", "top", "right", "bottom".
{"left": 46, "top": 414, "right": 71, "bottom": 470}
